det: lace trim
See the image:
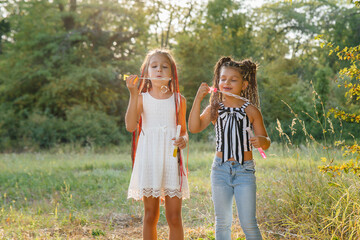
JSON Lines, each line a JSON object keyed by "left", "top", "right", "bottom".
{"left": 128, "top": 188, "right": 190, "bottom": 201}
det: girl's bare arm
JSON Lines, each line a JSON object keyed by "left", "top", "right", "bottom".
{"left": 248, "top": 106, "right": 271, "bottom": 150}
{"left": 188, "top": 83, "right": 212, "bottom": 133}
{"left": 173, "top": 95, "right": 188, "bottom": 150}
{"left": 125, "top": 75, "right": 143, "bottom": 132}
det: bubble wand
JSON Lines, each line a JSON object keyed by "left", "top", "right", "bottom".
{"left": 173, "top": 125, "right": 181, "bottom": 157}
{"left": 208, "top": 87, "right": 248, "bottom": 101}
{"left": 245, "top": 127, "right": 267, "bottom": 159}
{"left": 121, "top": 74, "right": 171, "bottom": 82}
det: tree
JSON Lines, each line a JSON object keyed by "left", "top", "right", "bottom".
{"left": 249, "top": 0, "right": 360, "bottom": 142}
{"left": 1, "top": 0, "right": 152, "bottom": 115}
{"left": 317, "top": 2, "right": 360, "bottom": 176}
{"left": 0, "top": 19, "right": 10, "bottom": 54}
{"left": 174, "top": 0, "right": 256, "bottom": 109}
{"left": 0, "top": 0, "right": 152, "bottom": 148}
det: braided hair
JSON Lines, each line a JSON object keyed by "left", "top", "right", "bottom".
{"left": 210, "top": 56, "right": 259, "bottom": 121}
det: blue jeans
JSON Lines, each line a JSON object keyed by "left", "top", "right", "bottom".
{"left": 211, "top": 156, "right": 262, "bottom": 240}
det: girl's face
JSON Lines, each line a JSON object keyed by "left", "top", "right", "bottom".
{"left": 147, "top": 54, "right": 172, "bottom": 80}
{"left": 219, "top": 67, "right": 248, "bottom": 96}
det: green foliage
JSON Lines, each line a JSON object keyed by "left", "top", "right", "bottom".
{"left": 65, "top": 106, "right": 122, "bottom": 146}
{"left": 1, "top": 0, "right": 360, "bottom": 149}
{"left": 319, "top": 141, "right": 360, "bottom": 176}
{"left": 0, "top": 103, "right": 21, "bottom": 150}
{"left": 0, "top": 18, "right": 10, "bottom": 54}
{"left": 0, "top": 105, "right": 122, "bottom": 150}
{"left": 314, "top": 66, "right": 332, "bottom": 107}
{"left": 175, "top": 0, "right": 256, "bottom": 121}
{"left": 0, "top": 0, "right": 151, "bottom": 150}
{"left": 20, "top": 112, "right": 67, "bottom": 149}
{"left": 260, "top": 58, "right": 305, "bottom": 121}
{"left": 314, "top": 2, "right": 360, "bottom": 177}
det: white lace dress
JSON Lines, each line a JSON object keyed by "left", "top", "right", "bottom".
{"left": 127, "top": 92, "right": 190, "bottom": 200}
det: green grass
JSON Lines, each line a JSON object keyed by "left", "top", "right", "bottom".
{"left": 0, "top": 142, "right": 359, "bottom": 239}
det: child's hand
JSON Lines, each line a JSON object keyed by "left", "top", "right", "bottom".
{"left": 125, "top": 75, "right": 139, "bottom": 94}
{"left": 195, "top": 82, "right": 210, "bottom": 101}
{"left": 249, "top": 136, "right": 268, "bottom": 149}
{"left": 172, "top": 136, "right": 187, "bottom": 150}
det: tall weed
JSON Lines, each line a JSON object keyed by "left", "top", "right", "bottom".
{"left": 269, "top": 83, "right": 360, "bottom": 239}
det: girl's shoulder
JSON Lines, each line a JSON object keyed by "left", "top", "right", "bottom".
{"left": 244, "top": 103, "right": 262, "bottom": 122}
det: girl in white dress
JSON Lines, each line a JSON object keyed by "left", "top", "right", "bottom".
{"left": 125, "top": 49, "right": 189, "bottom": 240}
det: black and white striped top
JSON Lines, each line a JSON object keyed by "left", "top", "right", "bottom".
{"left": 215, "top": 102, "right": 252, "bottom": 164}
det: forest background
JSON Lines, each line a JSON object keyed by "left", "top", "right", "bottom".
{"left": 0, "top": 0, "right": 359, "bottom": 150}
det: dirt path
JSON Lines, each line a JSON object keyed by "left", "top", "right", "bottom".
{"left": 1, "top": 213, "right": 293, "bottom": 239}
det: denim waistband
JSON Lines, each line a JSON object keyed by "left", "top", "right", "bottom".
{"left": 214, "top": 156, "right": 254, "bottom": 165}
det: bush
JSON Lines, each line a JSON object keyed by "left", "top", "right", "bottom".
{"left": 65, "top": 106, "right": 122, "bottom": 146}
{"left": 0, "top": 103, "right": 125, "bottom": 151}
{"left": 19, "top": 112, "right": 67, "bottom": 149}
{"left": 0, "top": 104, "right": 24, "bottom": 151}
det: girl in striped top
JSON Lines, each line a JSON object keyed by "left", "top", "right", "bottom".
{"left": 188, "top": 56, "right": 270, "bottom": 240}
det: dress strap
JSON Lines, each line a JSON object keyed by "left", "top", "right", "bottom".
{"left": 240, "top": 101, "right": 250, "bottom": 112}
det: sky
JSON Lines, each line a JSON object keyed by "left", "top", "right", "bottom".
{"left": 0, "top": 0, "right": 268, "bottom": 18}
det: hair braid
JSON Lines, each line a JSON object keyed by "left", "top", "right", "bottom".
{"left": 210, "top": 56, "right": 260, "bottom": 121}
{"left": 240, "top": 59, "right": 259, "bottom": 108}
{"left": 210, "top": 57, "right": 232, "bottom": 120}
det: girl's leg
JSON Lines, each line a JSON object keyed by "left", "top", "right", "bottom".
{"left": 233, "top": 161, "right": 262, "bottom": 240}
{"left": 211, "top": 158, "right": 234, "bottom": 240}
{"left": 165, "top": 196, "right": 184, "bottom": 240}
{"left": 143, "top": 196, "right": 160, "bottom": 240}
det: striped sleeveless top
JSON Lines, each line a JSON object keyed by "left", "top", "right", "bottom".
{"left": 215, "top": 102, "right": 252, "bottom": 164}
